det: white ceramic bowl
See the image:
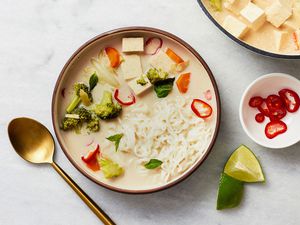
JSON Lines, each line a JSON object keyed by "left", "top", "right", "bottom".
{"left": 240, "top": 73, "right": 300, "bottom": 149}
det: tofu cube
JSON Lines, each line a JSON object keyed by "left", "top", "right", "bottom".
{"left": 222, "top": 15, "right": 249, "bottom": 38}
{"left": 284, "top": 7, "right": 300, "bottom": 30}
{"left": 273, "top": 30, "right": 289, "bottom": 50}
{"left": 121, "top": 54, "right": 143, "bottom": 80}
{"left": 149, "top": 51, "right": 176, "bottom": 73}
{"left": 122, "top": 38, "right": 144, "bottom": 53}
{"left": 240, "top": 2, "right": 266, "bottom": 30}
{"left": 224, "top": 0, "right": 247, "bottom": 15}
{"left": 265, "top": 2, "right": 292, "bottom": 28}
{"left": 127, "top": 74, "right": 152, "bottom": 95}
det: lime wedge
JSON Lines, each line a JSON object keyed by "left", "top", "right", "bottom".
{"left": 217, "top": 173, "right": 244, "bottom": 210}
{"left": 224, "top": 145, "right": 265, "bottom": 183}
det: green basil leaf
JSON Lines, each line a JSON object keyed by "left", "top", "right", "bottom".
{"left": 153, "top": 78, "right": 175, "bottom": 98}
{"left": 106, "top": 133, "right": 123, "bottom": 152}
{"left": 89, "top": 72, "right": 98, "bottom": 91}
{"left": 144, "top": 159, "right": 163, "bottom": 169}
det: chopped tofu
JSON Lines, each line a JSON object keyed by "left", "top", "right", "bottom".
{"left": 224, "top": 0, "right": 247, "bottom": 15}
{"left": 265, "top": 2, "right": 292, "bottom": 28}
{"left": 240, "top": 2, "right": 266, "bottom": 31}
{"left": 149, "top": 51, "right": 176, "bottom": 73}
{"left": 122, "top": 38, "right": 144, "bottom": 53}
{"left": 284, "top": 7, "right": 300, "bottom": 30}
{"left": 127, "top": 74, "right": 152, "bottom": 95}
{"left": 121, "top": 54, "right": 143, "bottom": 80}
{"left": 273, "top": 30, "right": 289, "bottom": 50}
{"left": 222, "top": 15, "right": 249, "bottom": 38}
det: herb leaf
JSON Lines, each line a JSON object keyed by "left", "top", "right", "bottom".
{"left": 153, "top": 78, "right": 175, "bottom": 98}
{"left": 144, "top": 159, "right": 163, "bottom": 169}
{"left": 89, "top": 73, "right": 98, "bottom": 91}
{"left": 106, "top": 133, "right": 123, "bottom": 151}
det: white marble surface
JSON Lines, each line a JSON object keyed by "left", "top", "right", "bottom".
{"left": 1, "top": 0, "right": 300, "bottom": 224}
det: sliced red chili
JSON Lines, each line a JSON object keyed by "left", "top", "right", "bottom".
{"left": 269, "top": 107, "right": 287, "bottom": 121}
{"left": 114, "top": 89, "right": 136, "bottom": 106}
{"left": 191, "top": 99, "right": 213, "bottom": 118}
{"left": 81, "top": 144, "right": 100, "bottom": 171}
{"left": 258, "top": 100, "right": 270, "bottom": 117}
{"left": 265, "top": 121, "right": 287, "bottom": 139}
{"left": 278, "top": 89, "right": 300, "bottom": 113}
{"left": 266, "top": 94, "right": 284, "bottom": 111}
{"left": 255, "top": 113, "right": 265, "bottom": 123}
{"left": 249, "top": 96, "right": 264, "bottom": 108}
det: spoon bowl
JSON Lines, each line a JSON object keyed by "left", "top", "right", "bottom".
{"left": 8, "top": 117, "right": 115, "bottom": 225}
{"left": 8, "top": 118, "right": 54, "bottom": 164}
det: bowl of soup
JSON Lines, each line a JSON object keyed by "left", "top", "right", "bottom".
{"left": 52, "top": 27, "right": 221, "bottom": 193}
{"left": 198, "top": 0, "right": 300, "bottom": 59}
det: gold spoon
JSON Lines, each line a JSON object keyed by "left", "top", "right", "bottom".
{"left": 8, "top": 117, "right": 115, "bottom": 225}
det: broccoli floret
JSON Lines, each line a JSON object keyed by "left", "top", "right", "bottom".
{"left": 93, "top": 91, "right": 122, "bottom": 120}
{"left": 66, "top": 83, "right": 92, "bottom": 113}
{"left": 61, "top": 107, "right": 92, "bottom": 131}
{"left": 136, "top": 75, "right": 148, "bottom": 86}
{"left": 87, "top": 116, "right": 100, "bottom": 132}
{"left": 73, "top": 107, "right": 91, "bottom": 121}
{"left": 61, "top": 117, "right": 81, "bottom": 130}
{"left": 146, "top": 68, "right": 169, "bottom": 84}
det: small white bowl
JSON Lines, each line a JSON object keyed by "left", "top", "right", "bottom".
{"left": 240, "top": 73, "right": 300, "bottom": 149}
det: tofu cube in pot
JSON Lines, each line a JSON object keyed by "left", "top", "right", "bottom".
{"left": 149, "top": 51, "right": 176, "bottom": 74}
{"left": 273, "top": 30, "right": 289, "bottom": 51}
{"left": 122, "top": 38, "right": 144, "bottom": 53}
{"left": 127, "top": 74, "right": 152, "bottom": 96}
{"left": 222, "top": 15, "right": 249, "bottom": 38}
{"left": 265, "top": 2, "right": 292, "bottom": 28}
{"left": 240, "top": 2, "right": 266, "bottom": 31}
{"left": 224, "top": 0, "right": 247, "bottom": 15}
{"left": 121, "top": 54, "right": 143, "bottom": 80}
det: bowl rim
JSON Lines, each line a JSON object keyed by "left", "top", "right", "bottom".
{"left": 197, "top": 0, "right": 300, "bottom": 59}
{"left": 239, "top": 73, "right": 300, "bottom": 148}
{"left": 51, "top": 26, "right": 221, "bottom": 194}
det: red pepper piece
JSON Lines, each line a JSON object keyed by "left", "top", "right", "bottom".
{"left": 255, "top": 113, "right": 265, "bottom": 123}
{"left": 266, "top": 94, "right": 284, "bottom": 111}
{"left": 114, "top": 89, "right": 136, "bottom": 106}
{"left": 81, "top": 145, "right": 100, "bottom": 171}
{"left": 191, "top": 99, "right": 213, "bottom": 118}
{"left": 265, "top": 121, "right": 287, "bottom": 139}
{"left": 258, "top": 100, "right": 270, "bottom": 117}
{"left": 278, "top": 89, "right": 300, "bottom": 113}
{"left": 249, "top": 96, "right": 264, "bottom": 108}
{"left": 269, "top": 107, "right": 287, "bottom": 121}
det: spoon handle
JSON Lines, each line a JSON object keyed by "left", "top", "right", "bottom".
{"left": 51, "top": 162, "right": 116, "bottom": 225}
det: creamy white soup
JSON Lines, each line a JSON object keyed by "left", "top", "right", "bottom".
{"left": 203, "top": 0, "right": 300, "bottom": 55}
{"left": 55, "top": 33, "right": 218, "bottom": 191}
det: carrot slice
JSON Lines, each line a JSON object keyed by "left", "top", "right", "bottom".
{"left": 105, "top": 47, "right": 121, "bottom": 68}
{"left": 176, "top": 73, "right": 191, "bottom": 93}
{"left": 293, "top": 32, "right": 300, "bottom": 50}
{"left": 166, "top": 48, "right": 184, "bottom": 64}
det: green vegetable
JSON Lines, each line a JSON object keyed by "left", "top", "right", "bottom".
{"left": 136, "top": 75, "right": 148, "bottom": 86}
{"left": 86, "top": 116, "right": 100, "bottom": 132}
{"left": 99, "top": 158, "right": 124, "bottom": 179}
{"left": 61, "top": 117, "right": 81, "bottom": 130}
{"left": 93, "top": 91, "right": 122, "bottom": 120}
{"left": 146, "top": 68, "right": 169, "bottom": 84}
{"left": 106, "top": 133, "right": 123, "bottom": 151}
{"left": 89, "top": 72, "right": 98, "bottom": 91}
{"left": 66, "top": 73, "right": 98, "bottom": 113}
{"left": 144, "top": 159, "right": 163, "bottom": 169}
{"left": 209, "top": 0, "right": 222, "bottom": 11}
{"left": 153, "top": 78, "right": 175, "bottom": 98}
{"left": 73, "top": 107, "right": 91, "bottom": 121}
